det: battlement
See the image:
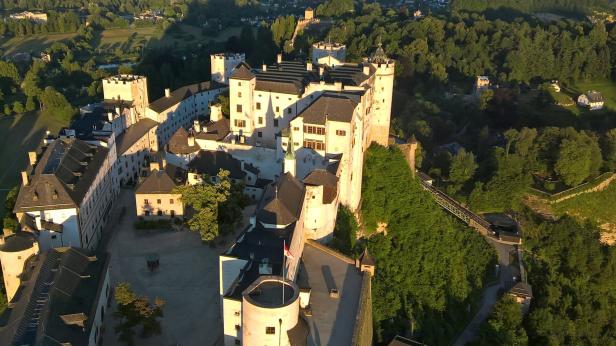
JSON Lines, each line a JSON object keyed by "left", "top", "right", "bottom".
{"left": 103, "top": 74, "right": 146, "bottom": 84}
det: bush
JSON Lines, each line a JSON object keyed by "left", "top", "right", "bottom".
{"left": 12, "top": 101, "right": 24, "bottom": 114}
{"left": 543, "top": 181, "right": 556, "bottom": 191}
{"left": 332, "top": 205, "right": 357, "bottom": 255}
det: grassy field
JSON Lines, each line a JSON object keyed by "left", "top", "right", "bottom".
{"left": 1, "top": 24, "right": 241, "bottom": 57}
{"left": 0, "top": 32, "right": 78, "bottom": 55}
{"left": 552, "top": 182, "right": 616, "bottom": 225}
{"left": 0, "top": 112, "right": 68, "bottom": 218}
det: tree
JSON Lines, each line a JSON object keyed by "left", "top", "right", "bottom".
{"left": 39, "top": 86, "right": 76, "bottom": 122}
{"left": 175, "top": 170, "right": 245, "bottom": 242}
{"left": 114, "top": 282, "right": 164, "bottom": 345}
{"left": 602, "top": 129, "right": 616, "bottom": 171}
{"left": 362, "top": 145, "right": 495, "bottom": 344}
{"left": 476, "top": 295, "right": 528, "bottom": 346}
{"left": 504, "top": 128, "right": 519, "bottom": 156}
{"left": 332, "top": 205, "right": 357, "bottom": 255}
{"left": 449, "top": 149, "right": 478, "bottom": 193}
{"left": 25, "top": 96, "right": 36, "bottom": 111}
{"left": 555, "top": 138, "right": 593, "bottom": 187}
{"left": 12, "top": 101, "right": 24, "bottom": 114}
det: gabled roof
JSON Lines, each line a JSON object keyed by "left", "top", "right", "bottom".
{"left": 116, "top": 118, "right": 158, "bottom": 155}
{"left": 230, "top": 62, "right": 255, "bottom": 81}
{"left": 167, "top": 127, "right": 200, "bottom": 155}
{"left": 195, "top": 118, "right": 230, "bottom": 141}
{"left": 0, "top": 248, "right": 109, "bottom": 346}
{"left": 297, "top": 92, "right": 359, "bottom": 125}
{"left": 14, "top": 138, "right": 109, "bottom": 212}
{"left": 509, "top": 281, "right": 533, "bottom": 298}
{"left": 148, "top": 81, "right": 226, "bottom": 113}
{"left": 188, "top": 150, "right": 247, "bottom": 180}
{"left": 257, "top": 172, "right": 305, "bottom": 226}
{"left": 136, "top": 163, "right": 187, "bottom": 194}
{"left": 303, "top": 169, "right": 338, "bottom": 187}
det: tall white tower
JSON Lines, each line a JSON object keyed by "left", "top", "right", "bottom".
{"left": 283, "top": 132, "right": 296, "bottom": 177}
{"left": 369, "top": 42, "right": 395, "bottom": 146}
{"left": 211, "top": 53, "right": 246, "bottom": 85}
{"left": 229, "top": 62, "right": 256, "bottom": 143}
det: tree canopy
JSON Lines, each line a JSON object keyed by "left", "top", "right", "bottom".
{"left": 362, "top": 145, "right": 495, "bottom": 344}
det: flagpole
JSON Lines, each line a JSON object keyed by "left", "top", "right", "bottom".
{"left": 282, "top": 240, "right": 285, "bottom": 305}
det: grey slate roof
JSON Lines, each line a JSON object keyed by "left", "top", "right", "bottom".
{"left": 195, "top": 118, "right": 230, "bottom": 141}
{"left": 188, "top": 150, "right": 246, "bottom": 180}
{"left": 136, "top": 163, "right": 187, "bottom": 194}
{"left": 303, "top": 169, "right": 338, "bottom": 204}
{"left": 116, "top": 118, "right": 158, "bottom": 155}
{"left": 229, "top": 62, "right": 255, "bottom": 81}
{"left": 0, "top": 248, "right": 109, "bottom": 346}
{"left": 14, "top": 138, "right": 109, "bottom": 212}
{"left": 297, "top": 92, "right": 359, "bottom": 125}
{"left": 167, "top": 127, "right": 200, "bottom": 155}
{"left": 148, "top": 81, "right": 226, "bottom": 113}
{"left": 257, "top": 172, "right": 305, "bottom": 226}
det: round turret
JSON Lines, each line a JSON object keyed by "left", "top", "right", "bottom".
{"left": 242, "top": 276, "right": 300, "bottom": 346}
{"left": 0, "top": 232, "right": 39, "bottom": 302}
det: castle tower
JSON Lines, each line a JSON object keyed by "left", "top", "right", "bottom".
{"left": 0, "top": 231, "right": 39, "bottom": 302}
{"left": 284, "top": 132, "right": 296, "bottom": 176}
{"left": 229, "top": 62, "right": 256, "bottom": 143}
{"left": 242, "top": 276, "right": 300, "bottom": 346}
{"left": 102, "top": 74, "right": 149, "bottom": 118}
{"left": 369, "top": 41, "right": 395, "bottom": 146}
{"left": 211, "top": 53, "right": 246, "bottom": 85}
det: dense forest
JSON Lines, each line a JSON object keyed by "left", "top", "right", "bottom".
{"left": 361, "top": 145, "right": 495, "bottom": 344}
{"left": 450, "top": 0, "right": 610, "bottom": 14}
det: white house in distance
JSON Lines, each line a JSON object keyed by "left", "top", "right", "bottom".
{"left": 577, "top": 90, "right": 605, "bottom": 110}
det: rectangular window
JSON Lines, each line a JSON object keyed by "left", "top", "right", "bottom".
{"left": 238, "top": 92, "right": 242, "bottom": 97}
{"left": 304, "top": 125, "right": 325, "bottom": 135}
{"left": 258, "top": 117, "right": 263, "bottom": 125}
{"left": 266, "top": 327, "right": 275, "bottom": 335}
{"left": 287, "top": 108, "right": 292, "bottom": 114}
{"left": 256, "top": 102, "right": 261, "bottom": 110}
{"left": 234, "top": 120, "right": 246, "bottom": 127}
{"left": 336, "top": 130, "right": 346, "bottom": 136}
{"left": 144, "top": 199, "right": 149, "bottom": 204}
{"left": 274, "top": 119, "right": 279, "bottom": 127}
{"left": 258, "top": 131, "right": 262, "bottom": 138}
{"left": 293, "top": 127, "right": 299, "bottom": 131}
{"left": 275, "top": 106, "right": 279, "bottom": 113}
{"left": 169, "top": 199, "right": 174, "bottom": 204}
{"left": 157, "top": 199, "right": 161, "bottom": 204}
{"left": 303, "top": 140, "right": 325, "bottom": 151}
{"left": 236, "top": 104, "right": 242, "bottom": 113}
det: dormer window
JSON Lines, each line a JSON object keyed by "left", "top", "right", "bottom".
{"left": 33, "top": 192, "right": 39, "bottom": 201}
{"left": 52, "top": 190, "right": 58, "bottom": 200}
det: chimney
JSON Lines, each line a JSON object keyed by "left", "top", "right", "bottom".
{"left": 363, "top": 65, "right": 370, "bottom": 75}
{"left": 161, "top": 157, "right": 167, "bottom": 168}
{"left": 164, "top": 88, "right": 171, "bottom": 98}
{"left": 188, "top": 135, "right": 195, "bottom": 147}
{"left": 149, "top": 161, "right": 160, "bottom": 172}
{"left": 107, "top": 111, "right": 113, "bottom": 122}
{"left": 210, "top": 104, "right": 222, "bottom": 122}
{"left": 21, "top": 171, "right": 29, "bottom": 186}
{"left": 334, "top": 81, "right": 342, "bottom": 91}
{"left": 193, "top": 120, "right": 201, "bottom": 133}
{"left": 277, "top": 53, "right": 282, "bottom": 64}
{"left": 319, "top": 67, "right": 324, "bottom": 77}
{"left": 28, "top": 152, "right": 37, "bottom": 166}
{"left": 262, "top": 64, "right": 267, "bottom": 71}
{"left": 307, "top": 62, "right": 313, "bottom": 71}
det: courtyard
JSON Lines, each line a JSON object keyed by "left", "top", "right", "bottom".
{"left": 101, "top": 190, "right": 253, "bottom": 346}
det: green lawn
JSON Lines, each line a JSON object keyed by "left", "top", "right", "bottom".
{"left": 0, "top": 32, "right": 77, "bottom": 56}
{"left": 552, "top": 182, "right": 616, "bottom": 225}
{"left": 0, "top": 112, "right": 68, "bottom": 218}
{"left": 1, "top": 24, "right": 242, "bottom": 57}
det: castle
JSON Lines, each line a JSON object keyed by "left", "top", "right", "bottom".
{"left": 8, "top": 41, "right": 394, "bottom": 346}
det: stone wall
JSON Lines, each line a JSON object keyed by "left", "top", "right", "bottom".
{"left": 351, "top": 273, "right": 373, "bottom": 346}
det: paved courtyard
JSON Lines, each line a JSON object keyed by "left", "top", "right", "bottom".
{"left": 101, "top": 190, "right": 251, "bottom": 346}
